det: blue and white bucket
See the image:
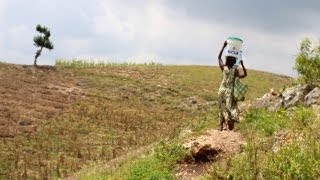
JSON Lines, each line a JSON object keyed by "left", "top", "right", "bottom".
{"left": 225, "top": 37, "right": 243, "bottom": 58}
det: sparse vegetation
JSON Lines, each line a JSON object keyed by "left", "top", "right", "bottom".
{"left": 33, "top": 24, "right": 54, "bottom": 66}
{"left": 55, "top": 59, "right": 162, "bottom": 68}
{"left": 122, "top": 142, "right": 187, "bottom": 180}
{"left": 0, "top": 62, "right": 292, "bottom": 179}
{"left": 205, "top": 106, "right": 320, "bottom": 179}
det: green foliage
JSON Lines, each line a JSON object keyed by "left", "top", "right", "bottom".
{"left": 33, "top": 24, "right": 54, "bottom": 66}
{"left": 290, "top": 106, "right": 316, "bottom": 129}
{"left": 125, "top": 157, "right": 173, "bottom": 180}
{"left": 207, "top": 107, "right": 320, "bottom": 179}
{"left": 263, "top": 137, "right": 320, "bottom": 179}
{"left": 295, "top": 38, "right": 320, "bottom": 86}
{"left": 239, "top": 107, "right": 315, "bottom": 137}
{"left": 215, "top": 137, "right": 261, "bottom": 180}
{"left": 124, "top": 142, "right": 187, "bottom": 180}
{"left": 211, "top": 133, "right": 320, "bottom": 179}
{"left": 239, "top": 108, "right": 288, "bottom": 136}
{"left": 153, "top": 141, "right": 188, "bottom": 165}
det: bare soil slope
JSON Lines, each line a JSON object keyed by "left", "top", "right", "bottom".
{"left": 0, "top": 63, "right": 85, "bottom": 137}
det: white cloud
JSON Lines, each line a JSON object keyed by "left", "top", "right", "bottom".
{"left": 0, "top": 0, "right": 6, "bottom": 18}
{"left": 59, "top": 37, "right": 91, "bottom": 56}
{"left": 88, "top": 0, "right": 303, "bottom": 75}
{"left": 0, "top": 24, "right": 33, "bottom": 64}
{"left": 8, "top": 24, "right": 33, "bottom": 42}
{"left": 91, "top": 0, "right": 222, "bottom": 59}
{"left": 92, "top": 0, "right": 137, "bottom": 41}
{"left": 0, "top": 0, "right": 319, "bottom": 76}
{"left": 0, "top": 31, "right": 3, "bottom": 50}
{"left": 0, "top": 0, "right": 6, "bottom": 49}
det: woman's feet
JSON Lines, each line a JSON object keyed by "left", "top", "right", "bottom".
{"left": 218, "top": 119, "right": 235, "bottom": 131}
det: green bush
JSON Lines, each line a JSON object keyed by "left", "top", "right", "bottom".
{"left": 295, "top": 38, "right": 320, "bottom": 86}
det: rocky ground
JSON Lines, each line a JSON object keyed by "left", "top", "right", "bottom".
{"left": 255, "top": 84, "right": 320, "bottom": 114}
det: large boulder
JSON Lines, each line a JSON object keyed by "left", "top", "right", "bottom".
{"left": 304, "top": 87, "right": 320, "bottom": 106}
{"left": 304, "top": 87, "right": 320, "bottom": 117}
{"left": 282, "top": 84, "right": 309, "bottom": 108}
{"left": 255, "top": 92, "right": 282, "bottom": 111}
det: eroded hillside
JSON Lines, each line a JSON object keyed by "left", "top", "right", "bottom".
{"left": 0, "top": 62, "right": 292, "bottom": 179}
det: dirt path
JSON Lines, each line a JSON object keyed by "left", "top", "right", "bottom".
{"left": 176, "top": 129, "right": 245, "bottom": 180}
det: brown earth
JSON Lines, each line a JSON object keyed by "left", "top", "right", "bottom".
{"left": 0, "top": 62, "right": 293, "bottom": 179}
{"left": 0, "top": 63, "right": 86, "bottom": 137}
{"left": 176, "top": 130, "right": 245, "bottom": 180}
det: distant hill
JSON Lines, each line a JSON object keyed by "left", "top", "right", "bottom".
{"left": 0, "top": 62, "right": 292, "bottom": 179}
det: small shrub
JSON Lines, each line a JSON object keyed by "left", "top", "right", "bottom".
{"left": 154, "top": 141, "right": 188, "bottom": 165}
{"left": 290, "top": 106, "right": 315, "bottom": 129}
{"left": 295, "top": 38, "right": 320, "bottom": 86}
{"left": 124, "top": 142, "right": 187, "bottom": 180}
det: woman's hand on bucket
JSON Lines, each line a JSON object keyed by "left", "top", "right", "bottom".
{"left": 223, "top": 41, "right": 228, "bottom": 47}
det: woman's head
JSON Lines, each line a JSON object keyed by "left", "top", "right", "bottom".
{"left": 225, "top": 56, "right": 237, "bottom": 67}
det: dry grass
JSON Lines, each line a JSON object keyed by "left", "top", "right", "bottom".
{"left": 0, "top": 61, "right": 292, "bottom": 179}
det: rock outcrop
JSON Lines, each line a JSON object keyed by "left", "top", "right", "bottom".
{"left": 256, "top": 84, "right": 319, "bottom": 114}
{"left": 305, "top": 87, "right": 320, "bottom": 106}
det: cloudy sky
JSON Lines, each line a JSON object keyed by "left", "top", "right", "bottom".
{"left": 0, "top": 0, "right": 319, "bottom": 76}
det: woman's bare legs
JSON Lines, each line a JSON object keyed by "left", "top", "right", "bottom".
{"left": 227, "top": 120, "right": 235, "bottom": 131}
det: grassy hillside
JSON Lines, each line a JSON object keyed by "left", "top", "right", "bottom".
{"left": 0, "top": 61, "right": 292, "bottom": 179}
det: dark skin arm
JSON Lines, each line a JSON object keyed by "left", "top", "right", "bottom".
{"left": 218, "top": 41, "right": 227, "bottom": 71}
{"left": 235, "top": 60, "right": 247, "bottom": 78}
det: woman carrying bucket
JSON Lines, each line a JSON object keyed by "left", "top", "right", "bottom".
{"left": 217, "top": 37, "right": 247, "bottom": 131}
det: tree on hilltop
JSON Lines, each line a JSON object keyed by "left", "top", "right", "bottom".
{"left": 33, "top": 24, "right": 54, "bottom": 66}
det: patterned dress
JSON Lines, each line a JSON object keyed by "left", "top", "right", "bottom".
{"left": 218, "top": 66, "right": 239, "bottom": 125}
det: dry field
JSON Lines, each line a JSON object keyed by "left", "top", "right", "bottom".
{"left": 0, "top": 62, "right": 292, "bottom": 179}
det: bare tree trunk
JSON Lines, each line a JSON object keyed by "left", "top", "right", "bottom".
{"left": 34, "top": 47, "right": 43, "bottom": 66}
{"left": 33, "top": 56, "right": 37, "bottom": 66}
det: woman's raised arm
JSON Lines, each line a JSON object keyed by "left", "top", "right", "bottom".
{"left": 237, "top": 60, "right": 247, "bottom": 78}
{"left": 218, "top": 41, "right": 227, "bottom": 71}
